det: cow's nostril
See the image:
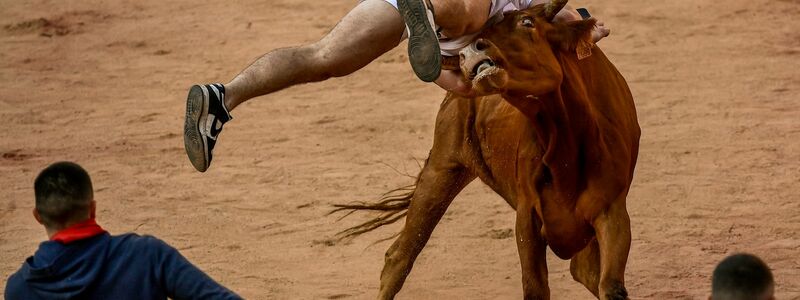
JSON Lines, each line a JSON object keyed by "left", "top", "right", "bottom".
{"left": 459, "top": 53, "right": 465, "bottom": 61}
{"left": 475, "top": 39, "right": 490, "bottom": 51}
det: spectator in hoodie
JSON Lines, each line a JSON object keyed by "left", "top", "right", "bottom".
{"left": 5, "top": 161, "right": 242, "bottom": 300}
{"left": 710, "top": 253, "right": 775, "bottom": 300}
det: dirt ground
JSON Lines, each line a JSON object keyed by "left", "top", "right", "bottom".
{"left": 1, "top": 0, "right": 798, "bottom": 299}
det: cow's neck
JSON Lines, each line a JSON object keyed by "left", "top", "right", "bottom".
{"left": 513, "top": 55, "right": 603, "bottom": 202}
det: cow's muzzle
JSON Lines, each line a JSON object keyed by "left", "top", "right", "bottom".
{"left": 460, "top": 39, "right": 496, "bottom": 80}
{"left": 460, "top": 39, "right": 508, "bottom": 94}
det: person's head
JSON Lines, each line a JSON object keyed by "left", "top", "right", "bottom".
{"left": 33, "top": 161, "right": 95, "bottom": 231}
{"left": 710, "top": 253, "right": 775, "bottom": 300}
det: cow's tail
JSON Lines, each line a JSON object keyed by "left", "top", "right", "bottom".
{"left": 330, "top": 177, "right": 419, "bottom": 242}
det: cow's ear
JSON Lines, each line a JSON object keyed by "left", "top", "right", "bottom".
{"left": 544, "top": 19, "right": 596, "bottom": 59}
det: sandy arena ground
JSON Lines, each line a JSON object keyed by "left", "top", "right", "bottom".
{"left": 1, "top": 0, "right": 799, "bottom": 299}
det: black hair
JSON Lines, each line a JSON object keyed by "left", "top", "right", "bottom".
{"left": 712, "top": 253, "right": 774, "bottom": 300}
{"left": 34, "top": 161, "right": 93, "bottom": 227}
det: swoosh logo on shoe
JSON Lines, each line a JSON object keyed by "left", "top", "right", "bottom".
{"left": 206, "top": 114, "right": 218, "bottom": 140}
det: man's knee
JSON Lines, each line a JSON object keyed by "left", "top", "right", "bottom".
{"left": 307, "top": 43, "right": 365, "bottom": 79}
{"left": 311, "top": 50, "right": 353, "bottom": 79}
{"left": 287, "top": 43, "right": 350, "bottom": 81}
{"left": 298, "top": 0, "right": 401, "bottom": 80}
{"left": 433, "top": 0, "right": 490, "bottom": 37}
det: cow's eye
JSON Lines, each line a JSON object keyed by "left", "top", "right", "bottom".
{"left": 521, "top": 17, "right": 534, "bottom": 28}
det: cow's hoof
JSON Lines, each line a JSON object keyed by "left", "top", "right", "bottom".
{"left": 602, "top": 281, "right": 628, "bottom": 300}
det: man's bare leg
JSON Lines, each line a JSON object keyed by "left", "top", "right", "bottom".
{"left": 184, "top": 0, "right": 404, "bottom": 172}
{"left": 224, "top": 0, "right": 489, "bottom": 109}
{"left": 224, "top": 0, "right": 405, "bottom": 111}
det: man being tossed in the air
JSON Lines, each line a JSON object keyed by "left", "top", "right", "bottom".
{"left": 183, "top": 0, "right": 609, "bottom": 172}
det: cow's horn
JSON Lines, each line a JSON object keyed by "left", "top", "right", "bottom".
{"left": 544, "top": 0, "right": 568, "bottom": 21}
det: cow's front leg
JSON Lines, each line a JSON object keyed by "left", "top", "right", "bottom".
{"left": 515, "top": 201, "right": 549, "bottom": 300}
{"left": 570, "top": 238, "right": 600, "bottom": 297}
{"left": 593, "top": 198, "right": 631, "bottom": 300}
{"left": 377, "top": 164, "right": 473, "bottom": 300}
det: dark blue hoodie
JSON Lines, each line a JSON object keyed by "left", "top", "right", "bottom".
{"left": 5, "top": 233, "right": 242, "bottom": 300}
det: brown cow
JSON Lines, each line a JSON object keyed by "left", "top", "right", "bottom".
{"left": 334, "top": 1, "right": 640, "bottom": 299}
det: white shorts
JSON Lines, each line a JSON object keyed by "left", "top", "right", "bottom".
{"left": 383, "top": 0, "right": 399, "bottom": 8}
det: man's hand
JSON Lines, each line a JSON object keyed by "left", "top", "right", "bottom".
{"left": 548, "top": 4, "right": 611, "bottom": 43}
{"left": 434, "top": 69, "right": 476, "bottom": 97}
{"left": 590, "top": 18, "right": 610, "bottom": 43}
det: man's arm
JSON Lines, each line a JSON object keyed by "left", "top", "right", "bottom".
{"left": 151, "top": 238, "right": 242, "bottom": 300}
{"left": 434, "top": 69, "right": 477, "bottom": 97}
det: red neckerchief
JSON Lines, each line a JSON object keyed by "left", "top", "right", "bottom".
{"left": 50, "top": 218, "right": 107, "bottom": 244}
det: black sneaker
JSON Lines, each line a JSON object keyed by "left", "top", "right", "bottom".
{"left": 183, "top": 83, "right": 232, "bottom": 172}
{"left": 398, "top": 0, "right": 441, "bottom": 82}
